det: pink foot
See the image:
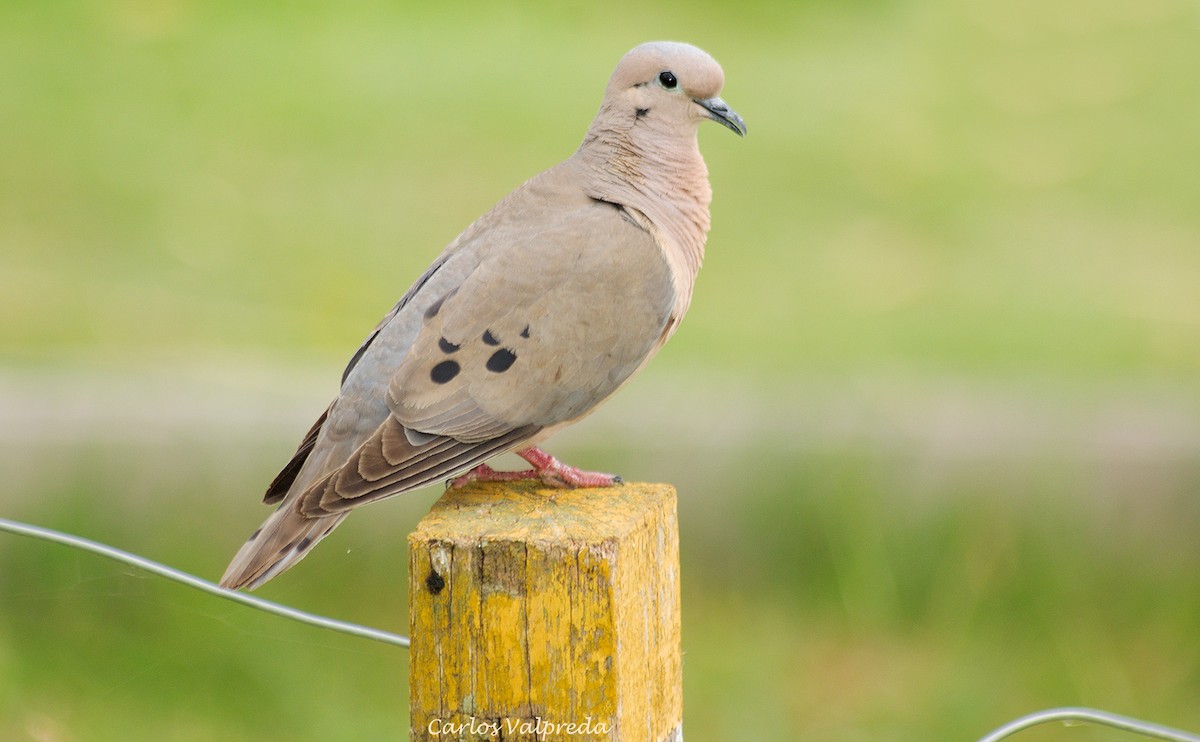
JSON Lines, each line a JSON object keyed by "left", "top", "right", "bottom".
{"left": 448, "top": 463, "right": 539, "bottom": 488}
{"left": 448, "top": 448, "right": 622, "bottom": 489}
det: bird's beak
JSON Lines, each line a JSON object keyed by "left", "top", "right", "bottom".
{"left": 695, "top": 96, "right": 747, "bottom": 137}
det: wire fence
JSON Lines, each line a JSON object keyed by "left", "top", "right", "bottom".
{"left": 0, "top": 516, "right": 409, "bottom": 648}
{"left": 976, "top": 708, "right": 1200, "bottom": 742}
{"left": 2, "top": 516, "right": 1197, "bottom": 741}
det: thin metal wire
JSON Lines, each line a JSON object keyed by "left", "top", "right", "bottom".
{"left": 0, "top": 517, "right": 410, "bottom": 648}
{"left": 976, "top": 707, "right": 1200, "bottom": 742}
{"left": 6, "top": 519, "right": 1200, "bottom": 742}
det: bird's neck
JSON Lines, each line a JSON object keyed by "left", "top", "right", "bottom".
{"left": 573, "top": 122, "right": 712, "bottom": 284}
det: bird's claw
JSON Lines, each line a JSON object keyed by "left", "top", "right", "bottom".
{"left": 446, "top": 449, "right": 622, "bottom": 490}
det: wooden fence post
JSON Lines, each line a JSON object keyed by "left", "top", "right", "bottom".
{"left": 408, "top": 481, "right": 682, "bottom": 742}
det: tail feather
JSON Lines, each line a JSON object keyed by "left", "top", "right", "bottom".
{"left": 219, "top": 504, "right": 347, "bottom": 590}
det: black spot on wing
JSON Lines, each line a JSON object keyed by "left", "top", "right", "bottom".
{"left": 438, "top": 337, "right": 460, "bottom": 353}
{"left": 345, "top": 255, "right": 453, "bottom": 385}
{"left": 430, "top": 360, "right": 460, "bottom": 384}
{"left": 424, "top": 285, "right": 459, "bottom": 321}
{"left": 486, "top": 348, "right": 517, "bottom": 373}
{"left": 636, "top": 107, "right": 650, "bottom": 118}
{"left": 520, "top": 325, "right": 530, "bottom": 339}
{"left": 482, "top": 330, "right": 500, "bottom": 346}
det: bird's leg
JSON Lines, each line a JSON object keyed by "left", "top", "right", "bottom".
{"left": 447, "top": 463, "right": 539, "bottom": 487}
{"left": 516, "top": 447, "right": 624, "bottom": 488}
{"left": 447, "top": 447, "right": 622, "bottom": 489}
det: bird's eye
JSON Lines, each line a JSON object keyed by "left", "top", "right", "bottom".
{"left": 658, "top": 71, "right": 678, "bottom": 89}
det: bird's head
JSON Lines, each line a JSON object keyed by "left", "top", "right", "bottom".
{"left": 604, "top": 41, "right": 747, "bottom": 138}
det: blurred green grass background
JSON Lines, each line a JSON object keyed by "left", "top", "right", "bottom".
{"left": 2, "top": 0, "right": 1199, "bottom": 739}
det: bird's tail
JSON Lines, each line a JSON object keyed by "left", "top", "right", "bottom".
{"left": 219, "top": 504, "right": 348, "bottom": 590}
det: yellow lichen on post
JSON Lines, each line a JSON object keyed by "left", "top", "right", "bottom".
{"left": 408, "top": 481, "right": 682, "bottom": 742}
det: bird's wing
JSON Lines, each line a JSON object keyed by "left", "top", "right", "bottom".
{"left": 296, "top": 185, "right": 675, "bottom": 516}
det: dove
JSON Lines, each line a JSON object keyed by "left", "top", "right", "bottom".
{"left": 220, "top": 41, "right": 745, "bottom": 590}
